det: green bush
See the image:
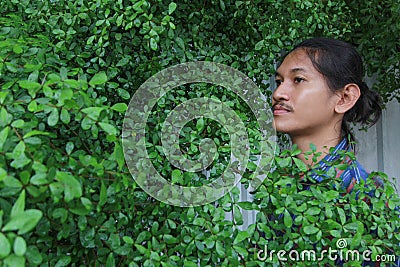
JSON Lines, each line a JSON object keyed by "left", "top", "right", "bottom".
{"left": 0, "top": 0, "right": 399, "bottom": 266}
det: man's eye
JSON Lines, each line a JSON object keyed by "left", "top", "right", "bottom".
{"left": 294, "top": 77, "right": 305, "bottom": 83}
{"left": 275, "top": 79, "right": 282, "bottom": 86}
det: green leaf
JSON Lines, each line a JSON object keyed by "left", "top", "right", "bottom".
{"left": 99, "top": 181, "right": 107, "bottom": 207}
{"left": 55, "top": 255, "right": 71, "bottom": 267}
{"left": 324, "top": 190, "right": 339, "bottom": 202}
{"left": 0, "top": 126, "right": 9, "bottom": 150}
{"left": 10, "top": 190, "right": 25, "bottom": 218}
{"left": 47, "top": 108, "right": 59, "bottom": 126}
{"left": 255, "top": 40, "right": 264, "bottom": 50}
{"left": 60, "top": 108, "right": 71, "bottom": 124}
{"left": 66, "top": 141, "right": 74, "bottom": 155}
{"left": 122, "top": 236, "right": 133, "bottom": 244}
{"left": 111, "top": 103, "right": 127, "bottom": 113}
{"left": 0, "top": 232, "right": 11, "bottom": 259}
{"left": 233, "top": 205, "right": 243, "bottom": 225}
{"left": 3, "top": 254, "right": 25, "bottom": 267}
{"left": 13, "top": 236, "right": 27, "bottom": 256}
{"left": 116, "top": 57, "right": 130, "bottom": 67}
{"left": 56, "top": 171, "right": 82, "bottom": 202}
{"left": 171, "top": 169, "right": 183, "bottom": 184}
{"left": 89, "top": 72, "right": 107, "bottom": 86}
{"left": 196, "top": 117, "right": 204, "bottom": 132}
{"left": 337, "top": 207, "right": 346, "bottom": 225}
{"left": 2, "top": 209, "right": 43, "bottom": 235}
{"left": 284, "top": 209, "right": 293, "bottom": 227}
{"left": 233, "top": 230, "right": 249, "bottom": 244}
{"left": 23, "top": 130, "right": 51, "bottom": 139}
{"left": 11, "top": 119, "right": 24, "bottom": 128}
{"left": 12, "top": 140, "right": 26, "bottom": 158}
{"left": 216, "top": 240, "right": 224, "bottom": 257}
{"left": 18, "top": 80, "right": 41, "bottom": 98}
{"left": 81, "top": 107, "right": 104, "bottom": 121}
{"left": 168, "top": 2, "right": 177, "bottom": 14}
{"left": 303, "top": 225, "right": 319, "bottom": 235}
{"left": 293, "top": 157, "right": 308, "bottom": 172}
{"left": 233, "top": 244, "right": 249, "bottom": 257}
{"left": 99, "top": 122, "right": 117, "bottom": 136}
{"left": 150, "top": 38, "right": 157, "bottom": 50}
{"left": 30, "top": 173, "right": 48, "bottom": 185}
{"left": 25, "top": 246, "right": 43, "bottom": 265}
{"left": 237, "top": 201, "right": 255, "bottom": 210}
{"left": 106, "top": 253, "right": 115, "bottom": 267}
{"left": 114, "top": 142, "right": 124, "bottom": 170}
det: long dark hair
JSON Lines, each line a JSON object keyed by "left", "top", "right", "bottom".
{"left": 290, "top": 37, "right": 382, "bottom": 145}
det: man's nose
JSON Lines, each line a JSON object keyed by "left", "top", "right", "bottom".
{"left": 272, "top": 83, "right": 290, "bottom": 103}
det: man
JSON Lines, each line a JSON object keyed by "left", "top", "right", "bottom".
{"left": 271, "top": 37, "right": 399, "bottom": 266}
{"left": 272, "top": 37, "right": 381, "bottom": 192}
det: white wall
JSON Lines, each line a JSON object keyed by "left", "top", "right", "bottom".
{"left": 355, "top": 99, "right": 400, "bottom": 195}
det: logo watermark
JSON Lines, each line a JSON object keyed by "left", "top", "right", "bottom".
{"left": 122, "top": 61, "right": 276, "bottom": 207}
{"left": 256, "top": 238, "right": 396, "bottom": 263}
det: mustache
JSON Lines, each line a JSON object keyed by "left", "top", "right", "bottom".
{"left": 272, "top": 102, "right": 294, "bottom": 112}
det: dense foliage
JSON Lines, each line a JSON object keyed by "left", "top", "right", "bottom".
{"left": 0, "top": 0, "right": 399, "bottom": 266}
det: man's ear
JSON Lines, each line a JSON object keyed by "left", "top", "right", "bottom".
{"left": 334, "top": 83, "right": 361, "bottom": 114}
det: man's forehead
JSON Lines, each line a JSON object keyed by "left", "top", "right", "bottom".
{"left": 275, "top": 67, "right": 308, "bottom": 77}
{"left": 275, "top": 49, "right": 313, "bottom": 76}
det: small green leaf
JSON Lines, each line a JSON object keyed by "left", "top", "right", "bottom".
{"left": 284, "top": 209, "right": 293, "bottom": 227}
{"left": 168, "top": 2, "right": 177, "bottom": 14}
{"left": 0, "top": 232, "right": 11, "bottom": 259}
{"left": 233, "top": 205, "right": 243, "bottom": 225}
{"left": 99, "top": 122, "right": 117, "bottom": 136}
{"left": 81, "top": 107, "right": 104, "bottom": 121}
{"left": 11, "top": 190, "right": 25, "bottom": 218}
{"left": 233, "top": 230, "right": 249, "bottom": 244}
{"left": 18, "top": 80, "right": 41, "bottom": 98}
{"left": 11, "top": 119, "right": 24, "bottom": 128}
{"left": 111, "top": 103, "right": 127, "bottom": 113}
{"left": 106, "top": 253, "right": 115, "bottom": 267}
{"left": 47, "top": 108, "right": 59, "bottom": 126}
{"left": 171, "top": 169, "right": 183, "bottom": 184}
{"left": 0, "top": 126, "right": 9, "bottom": 150}
{"left": 66, "top": 141, "right": 74, "bottom": 155}
{"left": 114, "top": 142, "right": 124, "bottom": 170}
{"left": 99, "top": 181, "right": 107, "bottom": 207}
{"left": 23, "top": 130, "right": 51, "bottom": 139}
{"left": 89, "top": 72, "right": 107, "bottom": 86}
{"left": 303, "top": 225, "right": 319, "bottom": 235}
{"left": 123, "top": 236, "right": 133, "bottom": 244}
{"left": 60, "top": 108, "right": 70, "bottom": 124}
{"left": 55, "top": 255, "right": 71, "bottom": 267}
{"left": 150, "top": 38, "right": 157, "bottom": 50}
{"left": 13, "top": 236, "right": 27, "bottom": 256}
{"left": 2, "top": 209, "right": 43, "bottom": 235}
{"left": 293, "top": 157, "right": 308, "bottom": 172}
{"left": 196, "top": 117, "right": 204, "bottom": 132}
{"left": 25, "top": 246, "right": 43, "bottom": 265}
{"left": 337, "top": 207, "right": 346, "bottom": 225}
{"left": 55, "top": 171, "right": 82, "bottom": 202}
{"left": 216, "top": 240, "right": 224, "bottom": 257}
{"left": 255, "top": 40, "right": 264, "bottom": 50}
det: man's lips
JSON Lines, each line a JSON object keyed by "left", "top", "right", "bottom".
{"left": 272, "top": 103, "right": 293, "bottom": 115}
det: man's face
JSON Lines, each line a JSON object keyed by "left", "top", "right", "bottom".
{"left": 272, "top": 48, "right": 340, "bottom": 137}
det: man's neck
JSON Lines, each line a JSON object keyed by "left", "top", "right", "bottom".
{"left": 291, "top": 134, "right": 342, "bottom": 167}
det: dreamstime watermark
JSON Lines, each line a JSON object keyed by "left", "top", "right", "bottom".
{"left": 122, "top": 61, "right": 276, "bottom": 207}
{"left": 256, "top": 238, "right": 396, "bottom": 263}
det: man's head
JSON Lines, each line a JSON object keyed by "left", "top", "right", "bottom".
{"left": 272, "top": 37, "right": 382, "bottom": 143}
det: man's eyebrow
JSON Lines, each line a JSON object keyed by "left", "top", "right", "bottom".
{"left": 275, "top": 67, "right": 308, "bottom": 77}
